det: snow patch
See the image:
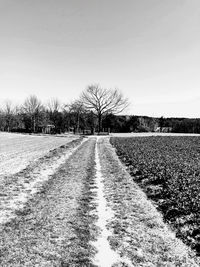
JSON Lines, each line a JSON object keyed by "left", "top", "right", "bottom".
{"left": 91, "top": 137, "right": 132, "bottom": 267}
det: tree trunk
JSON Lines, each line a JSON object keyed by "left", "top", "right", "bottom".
{"left": 33, "top": 116, "right": 36, "bottom": 133}
{"left": 98, "top": 113, "right": 102, "bottom": 133}
{"left": 77, "top": 113, "right": 80, "bottom": 133}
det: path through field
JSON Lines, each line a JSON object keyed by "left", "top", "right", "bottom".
{"left": 0, "top": 136, "right": 199, "bottom": 266}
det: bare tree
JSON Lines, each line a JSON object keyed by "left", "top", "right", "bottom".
{"left": 47, "top": 98, "right": 61, "bottom": 112}
{"left": 46, "top": 98, "right": 64, "bottom": 133}
{"left": 22, "top": 95, "right": 43, "bottom": 132}
{"left": 66, "top": 100, "right": 86, "bottom": 133}
{"left": 81, "top": 84, "right": 129, "bottom": 133}
{"left": 0, "top": 110, "right": 5, "bottom": 131}
{"left": 3, "top": 100, "right": 14, "bottom": 132}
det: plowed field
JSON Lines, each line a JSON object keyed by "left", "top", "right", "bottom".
{"left": 110, "top": 136, "right": 200, "bottom": 257}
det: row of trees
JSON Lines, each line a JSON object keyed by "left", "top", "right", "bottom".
{"left": 159, "top": 117, "right": 200, "bottom": 133}
{"left": 0, "top": 85, "right": 129, "bottom": 134}
{"left": 2, "top": 84, "right": 200, "bottom": 134}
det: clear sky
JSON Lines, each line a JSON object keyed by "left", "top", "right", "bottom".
{"left": 0, "top": 0, "right": 200, "bottom": 118}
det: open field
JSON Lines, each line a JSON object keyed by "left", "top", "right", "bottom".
{"left": 0, "top": 132, "right": 78, "bottom": 177}
{"left": 110, "top": 136, "right": 200, "bottom": 257}
{"left": 0, "top": 132, "right": 200, "bottom": 266}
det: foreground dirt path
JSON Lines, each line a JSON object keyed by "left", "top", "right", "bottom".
{"left": 0, "top": 138, "right": 97, "bottom": 267}
{"left": 0, "top": 136, "right": 200, "bottom": 266}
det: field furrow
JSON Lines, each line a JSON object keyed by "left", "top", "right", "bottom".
{"left": 110, "top": 136, "right": 200, "bottom": 259}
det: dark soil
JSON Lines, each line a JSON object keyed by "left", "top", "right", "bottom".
{"left": 110, "top": 136, "right": 200, "bottom": 258}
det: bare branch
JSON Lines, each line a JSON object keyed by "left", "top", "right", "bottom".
{"left": 80, "top": 84, "right": 129, "bottom": 132}
{"left": 47, "top": 98, "right": 61, "bottom": 112}
{"left": 22, "top": 95, "right": 43, "bottom": 114}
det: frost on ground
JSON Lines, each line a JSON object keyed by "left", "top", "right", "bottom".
{"left": 91, "top": 137, "right": 132, "bottom": 267}
{"left": 98, "top": 137, "right": 200, "bottom": 267}
{"left": 0, "top": 132, "right": 78, "bottom": 177}
{"left": 91, "top": 138, "right": 120, "bottom": 266}
{"left": 0, "top": 135, "right": 85, "bottom": 225}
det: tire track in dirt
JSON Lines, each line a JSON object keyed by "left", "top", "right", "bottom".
{"left": 0, "top": 138, "right": 97, "bottom": 267}
{"left": 91, "top": 137, "right": 132, "bottom": 267}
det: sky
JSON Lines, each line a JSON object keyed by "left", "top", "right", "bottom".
{"left": 0, "top": 0, "right": 200, "bottom": 118}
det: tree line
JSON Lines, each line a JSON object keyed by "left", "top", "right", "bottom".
{"left": 159, "top": 116, "right": 200, "bottom": 134}
{"left": 0, "top": 84, "right": 129, "bottom": 134}
{"left": 1, "top": 85, "right": 200, "bottom": 135}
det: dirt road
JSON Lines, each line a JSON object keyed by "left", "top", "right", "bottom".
{"left": 0, "top": 137, "right": 199, "bottom": 266}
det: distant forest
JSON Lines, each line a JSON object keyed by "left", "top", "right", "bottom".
{"left": 0, "top": 94, "right": 200, "bottom": 134}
